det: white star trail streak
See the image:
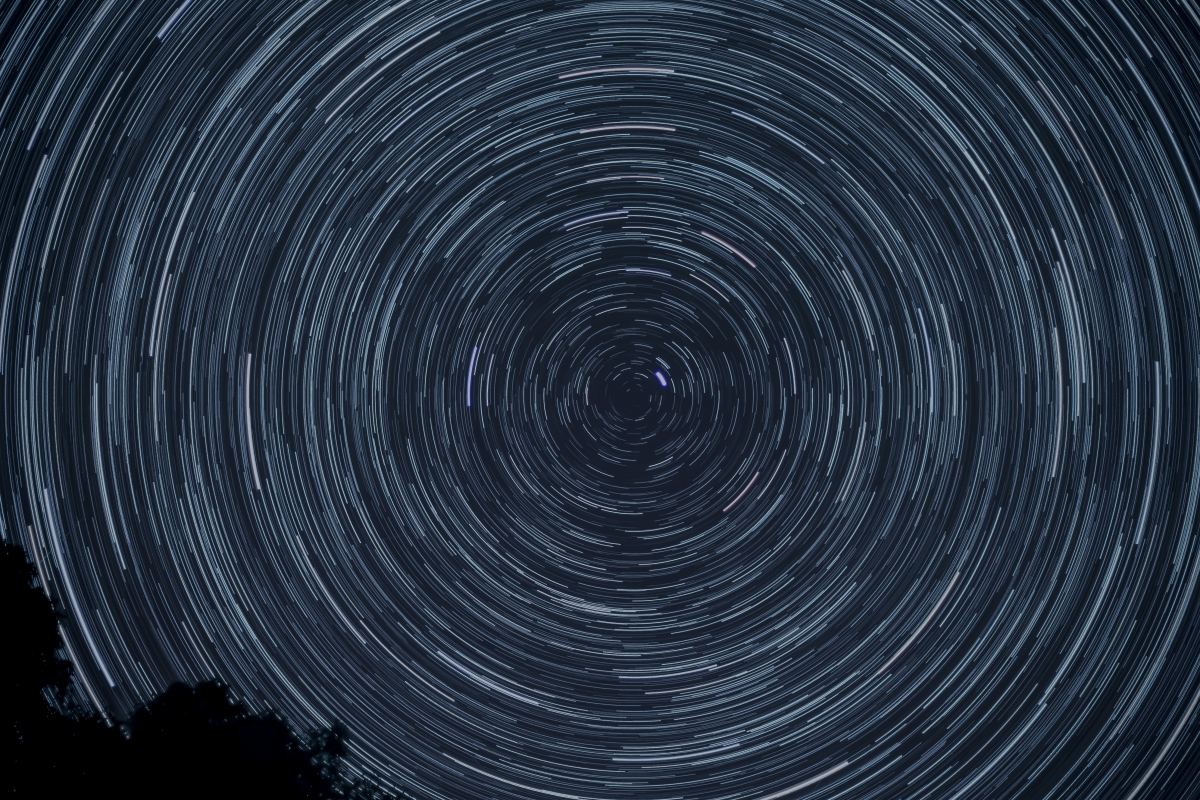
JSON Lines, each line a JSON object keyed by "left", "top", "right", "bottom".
{"left": 3, "top": 1, "right": 1200, "bottom": 799}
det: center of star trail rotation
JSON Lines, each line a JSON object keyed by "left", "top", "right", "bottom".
{"left": 3, "top": 1, "right": 1200, "bottom": 799}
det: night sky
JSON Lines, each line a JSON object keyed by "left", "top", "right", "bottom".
{"left": 3, "top": 1, "right": 1200, "bottom": 798}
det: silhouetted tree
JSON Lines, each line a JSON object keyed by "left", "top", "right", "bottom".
{"left": 2, "top": 542, "right": 400, "bottom": 799}
{"left": 3, "top": 542, "right": 127, "bottom": 795}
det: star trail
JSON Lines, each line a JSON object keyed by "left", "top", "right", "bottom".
{"left": 3, "top": 1, "right": 1200, "bottom": 798}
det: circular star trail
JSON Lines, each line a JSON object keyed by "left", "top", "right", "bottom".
{"left": 4, "top": 1, "right": 1200, "bottom": 798}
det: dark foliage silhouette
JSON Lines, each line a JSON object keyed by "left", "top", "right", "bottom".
{"left": 2, "top": 542, "right": 398, "bottom": 799}
{"left": 2, "top": 541, "right": 127, "bottom": 795}
{"left": 124, "top": 681, "right": 350, "bottom": 799}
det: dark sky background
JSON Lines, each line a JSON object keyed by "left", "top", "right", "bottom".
{"left": 3, "top": 0, "right": 1200, "bottom": 798}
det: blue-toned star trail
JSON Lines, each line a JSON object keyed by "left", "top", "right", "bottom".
{"left": 3, "top": 1, "right": 1200, "bottom": 798}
